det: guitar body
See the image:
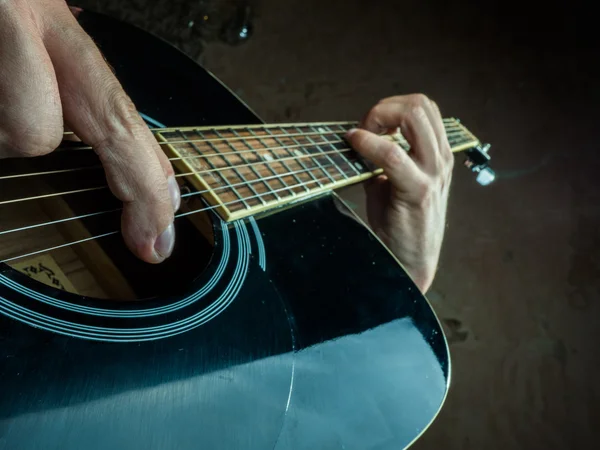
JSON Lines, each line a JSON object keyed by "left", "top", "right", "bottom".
{"left": 0, "top": 11, "right": 449, "bottom": 450}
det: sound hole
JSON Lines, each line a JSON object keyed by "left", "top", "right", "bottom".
{"left": 0, "top": 148, "right": 215, "bottom": 301}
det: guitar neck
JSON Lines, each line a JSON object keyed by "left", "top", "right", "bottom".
{"left": 154, "top": 120, "right": 480, "bottom": 222}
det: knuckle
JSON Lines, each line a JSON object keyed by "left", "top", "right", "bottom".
{"left": 408, "top": 93, "right": 430, "bottom": 108}
{"left": 408, "top": 104, "right": 428, "bottom": 123}
{"left": 413, "top": 177, "right": 434, "bottom": 204}
{"left": 106, "top": 88, "right": 144, "bottom": 137}
{"left": 365, "top": 103, "right": 382, "bottom": 122}
{"left": 381, "top": 143, "right": 404, "bottom": 167}
{"left": 2, "top": 121, "right": 62, "bottom": 157}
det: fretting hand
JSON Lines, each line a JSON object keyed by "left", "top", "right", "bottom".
{"left": 346, "top": 94, "right": 454, "bottom": 293}
{"left": 0, "top": 0, "right": 180, "bottom": 264}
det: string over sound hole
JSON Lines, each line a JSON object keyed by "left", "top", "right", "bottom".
{"left": 0, "top": 148, "right": 214, "bottom": 301}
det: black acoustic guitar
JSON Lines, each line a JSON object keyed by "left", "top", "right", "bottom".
{"left": 0, "top": 10, "right": 494, "bottom": 450}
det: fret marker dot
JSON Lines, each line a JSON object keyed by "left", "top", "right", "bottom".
{"left": 262, "top": 153, "right": 274, "bottom": 161}
{"left": 294, "top": 150, "right": 304, "bottom": 157}
{"left": 317, "top": 127, "right": 326, "bottom": 133}
{"left": 354, "top": 162, "right": 363, "bottom": 170}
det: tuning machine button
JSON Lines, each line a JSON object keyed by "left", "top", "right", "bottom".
{"left": 464, "top": 143, "right": 495, "bottom": 186}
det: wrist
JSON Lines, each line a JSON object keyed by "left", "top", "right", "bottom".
{"left": 381, "top": 231, "right": 439, "bottom": 293}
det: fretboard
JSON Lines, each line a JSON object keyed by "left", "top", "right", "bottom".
{"left": 155, "top": 119, "right": 479, "bottom": 222}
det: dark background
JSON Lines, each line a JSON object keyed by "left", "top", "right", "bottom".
{"left": 73, "top": 0, "right": 600, "bottom": 448}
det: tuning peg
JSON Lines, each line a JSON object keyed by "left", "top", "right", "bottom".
{"left": 464, "top": 143, "right": 495, "bottom": 186}
{"left": 476, "top": 166, "right": 496, "bottom": 186}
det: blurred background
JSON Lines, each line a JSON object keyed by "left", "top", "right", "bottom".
{"left": 73, "top": 0, "right": 599, "bottom": 448}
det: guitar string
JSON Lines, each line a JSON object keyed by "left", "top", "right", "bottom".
{"left": 0, "top": 134, "right": 477, "bottom": 206}
{"left": 0, "top": 162, "right": 341, "bottom": 237}
{"left": 0, "top": 170, "right": 347, "bottom": 264}
{"left": 0, "top": 145, "right": 359, "bottom": 206}
{"left": 0, "top": 138, "right": 349, "bottom": 181}
{"left": 1, "top": 130, "right": 475, "bottom": 182}
{"left": 0, "top": 132, "right": 478, "bottom": 261}
{"left": 59, "top": 118, "right": 464, "bottom": 135}
{"left": 57, "top": 127, "right": 469, "bottom": 151}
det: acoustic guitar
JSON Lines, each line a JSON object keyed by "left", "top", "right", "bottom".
{"left": 0, "top": 10, "right": 494, "bottom": 450}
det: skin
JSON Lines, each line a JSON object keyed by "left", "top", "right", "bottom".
{"left": 0, "top": 0, "right": 180, "bottom": 264}
{"left": 346, "top": 95, "right": 454, "bottom": 293}
{"left": 1, "top": 1, "right": 452, "bottom": 294}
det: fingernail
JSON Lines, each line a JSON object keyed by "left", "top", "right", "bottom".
{"left": 154, "top": 223, "right": 175, "bottom": 260}
{"left": 168, "top": 176, "right": 181, "bottom": 211}
{"left": 346, "top": 128, "right": 358, "bottom": 137}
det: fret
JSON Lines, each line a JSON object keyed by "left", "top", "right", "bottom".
{"left": 154, "top": 118, "right": 483, "bottom": 223}
{"left": 235, "top": 128, "right": 284, "bottom": 201}
{"left": 177, "top": 129, "right": 253, "bottom": 210}
{"left": 287, "top": 129, "right": 323, "bottom": 186}
{"left": 214, "top": 129, "right": 268, "bottom": 205}
{"left": 197, "top": 129, "right": 253, "bottom": 209}
{"left": 249, "top": 128, "right": 307, "bottom": 195}
{"left": 323, "top": 125, "right": 362, "bottom": 176}
{"left": 333, "top": 124, "right": 372, "bottom": 173}
{"left": 289, "top": 127, "right": 337, "bottom": 184}
{"left": 393, "top": 130, "right": 411, "bottom": 151}
{"left": 248, "top": 128, "right": 295, "bottom": 198}
{"left": 307, "top": 126, "right": 349, "bottom": 180}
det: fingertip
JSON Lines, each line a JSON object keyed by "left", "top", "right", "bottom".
{"left": 345, "top": 128, "right": 359, "bottom": 138}
{"left": 153, "top": 223, "right": 176, "bottom": 262}
{"left": 120, "top": 202, "right": 176, "bottom": 264}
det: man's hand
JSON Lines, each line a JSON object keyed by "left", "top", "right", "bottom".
{"left": 0, "top": 0, "right": 180, "bottom": 263}
{"left": 346, "top": 94, "right": 454, "bottom": 293}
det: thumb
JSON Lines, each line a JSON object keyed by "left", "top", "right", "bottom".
{"left": 42, "top": 9, "right": 179, "bottom": 263}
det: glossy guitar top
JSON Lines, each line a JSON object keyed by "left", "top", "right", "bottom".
{"left": 0, "top": 10, "right": 449, "bottom": 450}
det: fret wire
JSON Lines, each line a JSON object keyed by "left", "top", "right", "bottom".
{"left": 245, "top": 129, "right": 284, "bottom": 199}
{"left": 166, "top": 138, "right": 346, "bottom": 166}
{"left": 20, "top": 174, "right": 317, "bottom": 261}
{"left": 24, "top": 138, "right": 351, "bottom": 182}
{"left": 214, "top": 129, "right": 267, "bottom": 205}
{"left": 231, "top": 128, "right": 283, "bottom": 200}
{"left": 445, "top": 130, "right": 471, "bottom": 137}
{"left": 253, "top": 127, "right": 308, "bottom": 195}
{"left": 2, "top": 170, "right": 349, "bottom": 265}
{"left": 60, "top": 122, "right": 467, "bottom": 149}
{"left": 291, "top": 127, "right": 337, "bottom": 184}
{"left": 307, "top": 126, "right": 349, "bottom": 179}
{"left": 187, "top": 130, "right": 247, "bottom": 206}
{"left": 1, "top": 146, "right": 359, "bottom": 207}
{"left": 177, "top": 170, "right": 344, "bottom": 220}
{"left": 448, "top": 137, "right": 477, "bottom": 147}
{"left": 267, "top": 127, "right": 333, "bottom": 186}
{"left": 196, "top": 129, "right": 251, "bottom": 209}
{"left": 286, "top": 129, "right": 322, "bottom": 186}
{"left": 331, "top": 124, "right": 368, "bottom": 173}
{"left": 58, "top": 129, "right": 367, "bottom": 157}
{"left": 263, "top": 127, "right": 308, "bottom": 192}
{"left": 157, "top": 128, "right": 351, "bottom": 148}
{"left": 0, "top": 162, "right": 342, "bottom": 237}
{"left": 60, "top": 118, "right": 456, "bottom": 136}
{"left": 172, "top": 144, "right": 357, "bottom": 180}
{"left": 245, "top": 128, "right": 303, "bottom": 195}
{"left": 323, "top": 125, "right": 362, "bottom": 176}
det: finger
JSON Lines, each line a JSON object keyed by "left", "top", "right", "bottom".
{"left": 0, "top": 1, "right": 63, "bottom": 158}
{"left": 422, "top": 99, "right": 447, "bottom": 149}
{"left": 345, "top": 128, "right": 427, "bottom": 194}
{"left": 358, "top": 96, "right": 440, "bottom": 172}
{"left": 379, "top": 95, "right": 451, "bottom": 160}
{"left": 429, "top": 100, "right": 453, "bottom": 162}
{"left": 41, "top": 7, "right": 180, "bottom": 263}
